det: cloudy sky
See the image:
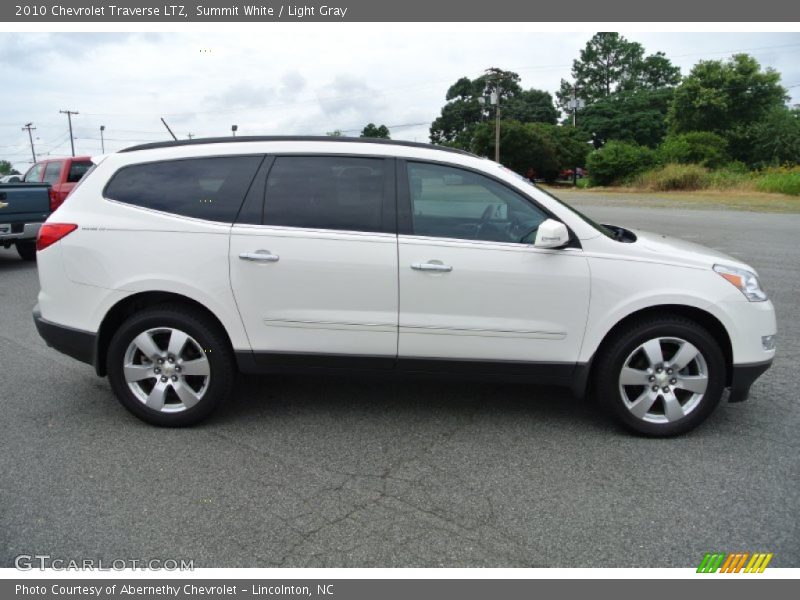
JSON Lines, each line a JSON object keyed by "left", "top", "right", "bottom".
{"left": 1, "top": 30, "right": 799, "bottom": 171}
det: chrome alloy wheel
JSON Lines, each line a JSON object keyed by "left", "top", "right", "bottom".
{"left": 618, "top": 337, "right": 709, "bottom": 424}
{"left": 122, "top": 327, "right": 210, "bottom": 413}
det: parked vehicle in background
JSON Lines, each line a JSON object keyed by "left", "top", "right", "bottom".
{"left": 0, "top": 181, "right": 51, "bottom": 260}
{"left": 0, "top": 174, "right": 22, "bottom": 183}
{"left": 32, "top": 137, "right": 776, "bottom": 435}
{"left": 23, "top": 156, "right": 94, "bottom": 212}
{"left": 0, "top": 156, "right": 93, "bottom": 261}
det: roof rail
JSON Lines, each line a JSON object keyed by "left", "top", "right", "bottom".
{"left": 120, "top": 135, "right": 477, "bottom": 156}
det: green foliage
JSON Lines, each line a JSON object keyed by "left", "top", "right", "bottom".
{"left": 656, "top": 132, "right": 729, "bottom": 168}
{"left": 544, "top": 124, "right": 592, "bottom": 170}
{"left": 731, "top": 108, "right": 800, "bottom": 168}
{"left": 325, "top": 129, "right": 344, "bottom": 137}
{"left": 586, "top": 140, "right": 655, "bottom": 185}
{"left": 634, "top": 163, "right": 709, "bottom": 191}
{"left": 754, "top": 166, "right": 800, "bottom": 195}
{"left": 668, "top": 54, "right": 787, "bottom": 136}
{"left": 578, "top": 88, "right": 673, "bottom": 148}
{"left": 0, "top": 160, "right": 20, "bottom": 176}
{"left": 557, "top": 32, "right": 680, "bottom": 108}
{"left": 430, "top": 69, "right": 557, "bottom": 148}
{"left": 360, "top": 123, "right": 391, "bottom": 139}
{"left": 504, "top": 89, "right": 558, "bottom": 125}
{"left": 471, "top": 120, "right": 560, "bottom": 180}
{"left": 471, "top": 121, "right": 590, "bottom": 181}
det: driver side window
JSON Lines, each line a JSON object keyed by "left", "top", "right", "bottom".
{"left": 407, "top": 162, "right": 546, "bottom": 243}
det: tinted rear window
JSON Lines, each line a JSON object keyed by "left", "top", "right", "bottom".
{"left": 264, "top": 156, "right": 387, "bottom": 233}
{"left": 105, "top": 156, "right": 264, "bottom": 223}
{"left": 67, "top": 161, "right": 93, "bottom": 183}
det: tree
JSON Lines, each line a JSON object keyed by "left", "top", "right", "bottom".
{"left": 471, "top": 121, "right": 590, "bottom": 181}
{"left": 471, "top": 120, "right": 559, "bottom": 179}
{"left": 656, "top": 132, "right": 730, "bottom": 168}
{"left": 730, "top": 107, "right": 800, "bottom": 168}
{"left": 360, "top": 123, "right": 391, "bottom": 139}
{"left": 503, "top": 89, "right": 558, "bottom": 125}
{"left": 326, "top": 129, "right": 344, "bottom": 137}
{"left": 638, "top": 52, "right": 681, "bottom": 90}
{"left": 0, "top": 160, "right": 19, "bottom": 176}
{"left": 577, "top": 88, "right": 674, "bottom": 148}
{"left": 556, "top": 32, "right": 680, "bottom": 110}
{"left": 430, "top": 69, "right": 556, "bottom": 148}
{"left": 667, "top": 54, "right": 787, "bottom": 135}
{"left": 586, "top": 140, "right": 655, "bottom": 185}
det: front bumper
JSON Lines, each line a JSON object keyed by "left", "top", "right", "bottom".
{"left": 32, "top": 304, "right": 96, "bottom": 368}
{"left": 729, "top": 360, "right": 773, "bottom": 403}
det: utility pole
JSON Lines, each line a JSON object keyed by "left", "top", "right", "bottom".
{"left": 485, "top": 67, "right": 502, "bottom": 163}
{"left": 187, "top": 133, "right": 195, "bottom": 140}
{"left": 567, "top": 86, "right": 585, "bottom": 186}
{"left": 22, "top": 122, "right": 36, "bottom": 162}
{"left": 59, "top": 110, "right": 79, "bottom": 156}
{"left": 160, "top": 117, "right": 178, "bottom": 141}
{"left": 100, "top": 125, "right": 106, "bottom": 153}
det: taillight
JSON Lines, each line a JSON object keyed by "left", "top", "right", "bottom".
{"left": 37, "top": 223, "right": 78, "bottom": 251}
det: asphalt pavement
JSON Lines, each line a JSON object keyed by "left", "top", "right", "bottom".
{"left": 1, "top": 201, "right": 798, "bottom": 567}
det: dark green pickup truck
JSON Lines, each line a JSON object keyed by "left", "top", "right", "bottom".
{"left": 0, "top": 183, "right": 51, "bottom": 261}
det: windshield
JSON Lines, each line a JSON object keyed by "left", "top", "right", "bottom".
{"left": 498, "top": 165, "right": 616, "bottom": 239}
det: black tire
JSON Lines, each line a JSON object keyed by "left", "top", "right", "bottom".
{"left": 16, "top": 240, "right": 36, "bottom": 262}
{"left": 107, "top": 305, "right": 235, "bottom": 426}
{"left": 595, "top": 316, "right": 726, "bottom": 437}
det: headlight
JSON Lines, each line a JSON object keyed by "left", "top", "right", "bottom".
{"left": 713, "top": 264, "right": 767, "bottom": 301}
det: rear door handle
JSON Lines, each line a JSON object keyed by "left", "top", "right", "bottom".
{"left": 239, "top": 250, "right": 280, "bottom": 263}
{"left": 411, "top": 261, "right": 452, "bottom": 273}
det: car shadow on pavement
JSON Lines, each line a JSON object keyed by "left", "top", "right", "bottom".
{"left": 210, "top": 372, "right": 614, "bottom": 434}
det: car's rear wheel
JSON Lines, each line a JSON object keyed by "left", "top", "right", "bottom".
{"left": 596, "top": 317, "right": 726, "bottom": 436}
{"left": 107, "top": 306, "right": 235, "bottom": 426}
{"left": 16, "top": 240, "right": 36, "bottom": 262}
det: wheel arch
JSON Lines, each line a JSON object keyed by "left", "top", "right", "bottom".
{"left": 575, "top": 304, "right": 733, "bottom": 398}
{"left": 94, "top": 291, "right": 235, "bottom": 376}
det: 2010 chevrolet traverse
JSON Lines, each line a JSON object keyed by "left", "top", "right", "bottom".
{"left": 32, "top": 137, "right": 776, "bottom": 435}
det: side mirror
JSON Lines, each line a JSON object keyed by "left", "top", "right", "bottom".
{"left": 534, "top": 219, "right": 569, "bottom": 249}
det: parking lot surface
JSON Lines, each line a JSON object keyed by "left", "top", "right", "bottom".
{"left": 1, "top": 202, "right": 798, "bottom": 567}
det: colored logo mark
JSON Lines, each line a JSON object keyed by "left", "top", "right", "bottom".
{"left": 697, "top": 552, "right": 773, "bottom": 573}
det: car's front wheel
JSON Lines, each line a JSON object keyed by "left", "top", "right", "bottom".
{"left": 596, "top": 316, "right": 726, "bottom": 436}
{"left": 107, "top": 305, "right": 235, "bottom": 426}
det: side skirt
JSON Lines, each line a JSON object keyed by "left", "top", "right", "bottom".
{"left": 235, "top": 351, "right": 589, "bottom": 389}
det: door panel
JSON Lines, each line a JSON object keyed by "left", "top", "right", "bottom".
{"left": 398, "top": 237, "right": 590, "bottom": 362}
{"left": 397, "top": 160, "right": 591, "bottom": 365}
{"left": 229, "top": 155, "right": 398, "bottom": 364}
{"left": 231, "top": 227, "right": 398, "bottom": 361}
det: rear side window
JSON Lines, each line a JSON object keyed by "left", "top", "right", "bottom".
{"left": 264, "top": 156, "right": 387, "bottom": 233}
{"left": 105, "top": 156, "right": 264, "bottom": 223}
{"left": 42, "top": 161, "right": 65, "bottom": 185}
{"left": 67, "top": 161, "right": 93, "bottom": 183}
{"left": 24, "top": 163, "right": 44, "bottom": 182}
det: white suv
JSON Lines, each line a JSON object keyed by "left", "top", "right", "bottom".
{"left": 32, "top": 137, "right": 776, "bottom": 435}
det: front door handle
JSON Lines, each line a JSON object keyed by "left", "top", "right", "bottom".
{"left": 411, "top": 261, "right": 452, "bottom": 273}
{"left": 239, "top": 250, "right": 279, "bottom": 263}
